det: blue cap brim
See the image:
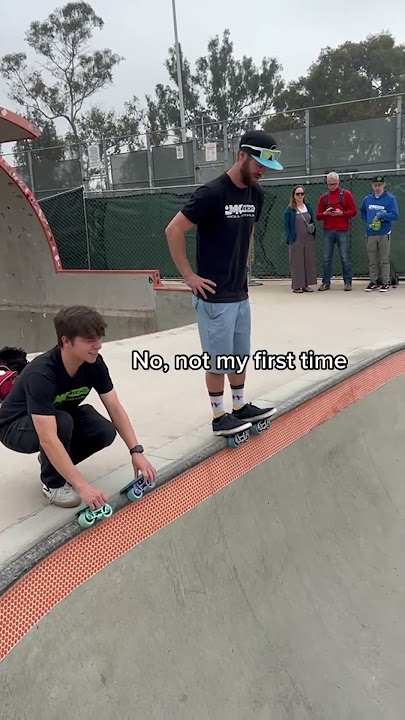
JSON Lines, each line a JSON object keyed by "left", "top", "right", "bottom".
{"left": 254, "top": 156, "right": 283, "bottom": 171}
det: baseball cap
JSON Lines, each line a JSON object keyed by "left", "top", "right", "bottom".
{"left": 372, "top": 175, "right": 385, "bottom": 183}
{"left": 239, "top": 129, "right": 283, "bottom": 171}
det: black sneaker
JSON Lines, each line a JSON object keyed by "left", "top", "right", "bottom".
{"left": 232, "top": 402, "right": 277, "bottom": 423}
{"left": 365, "top": 282, "right": 378, "bottom": 291}
{"left": 212, "top": 413, "right": 252, "bottom": 436}
{"left": 379, "top": 283, "right": 390, "bottom": 292}
{"left": 318, "top": 283, "right": 330, "bottom": 291}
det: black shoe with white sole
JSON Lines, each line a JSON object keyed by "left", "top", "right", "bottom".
{"left": 232, "top": 402, "right": 277, "bottom": 423}
{"left": 212, "top": 413, "right": 252, "bottom": 436}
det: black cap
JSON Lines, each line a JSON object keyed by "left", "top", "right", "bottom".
{"left": 239, "top": 129, "right": 283, "bottom": 170}
{"left": 371, "top": 175, "right": 385, "bottom": 183}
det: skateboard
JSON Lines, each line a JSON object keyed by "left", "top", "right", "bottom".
{"left": 226, "top": 417, "right": 272, "bottom": 448}
{"left": 77, "top": 503, "right": 113, "bottom": 529}
{"left": 120, "top": 473, "right": 156, "bottom": 502}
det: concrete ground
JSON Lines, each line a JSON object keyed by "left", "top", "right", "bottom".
{"left": 0, "top": 279, "right": 404, "bottom": 562}
{"left": 2, "top": 370, "right": 405, "bottom": 719}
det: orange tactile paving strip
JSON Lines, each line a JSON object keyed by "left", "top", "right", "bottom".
{"left": 1, "top": 351, "right": 404, "bottom": 662}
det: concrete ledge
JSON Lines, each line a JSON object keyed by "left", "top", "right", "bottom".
{"left": 1, "top": 337, "right": 405, "bottom": 596}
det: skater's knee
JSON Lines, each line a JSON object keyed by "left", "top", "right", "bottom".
{"left": 55, "top": 410, "right": 74, "bottom": 437}
{"left": 100, "top": 422, "right": 116, "bottom": 448}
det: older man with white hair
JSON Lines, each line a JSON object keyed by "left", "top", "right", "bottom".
{"left": 316, "top": 172, "right": 357, "bottom": 291}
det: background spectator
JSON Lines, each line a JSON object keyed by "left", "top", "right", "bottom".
{"left": 284, "top": 185, "right": 317, "bottom": 293}
{"left": 316, "top": 172, "right": 357, "bottom": 292}
{"left": 361, "top": 175, "right": 399, "bottom": 292}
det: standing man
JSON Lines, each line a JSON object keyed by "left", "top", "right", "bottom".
{"left": 316, "top": 172, "right": 357, "bottom": 291}
{"left": 360, "top": 175, "right": 399, "bottom": 292}
{"left": 165, "top": 130, "right": 283, "bottom": 437}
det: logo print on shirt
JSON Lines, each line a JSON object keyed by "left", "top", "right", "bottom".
{"left": 54, "top": 386, "right": 90, "bottom": 405}
{"left": 224, "top": 203, "right": 256, "bottom": 219}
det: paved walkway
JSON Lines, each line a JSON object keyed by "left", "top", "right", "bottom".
{"left": 1, "top": 279, "right": 404, "bottom": 561}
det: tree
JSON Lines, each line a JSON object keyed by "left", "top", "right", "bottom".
{"left": 145, "top": 29, "right": 284, "bottom": 143}
{"left": 67, "top": 97, "right": 145, "bottom": 151}
{"left": 145, "top": 44, "right": 202, "bottom": 146}
{"left": 263, "top": 32, "right": 405, "bottom": 173}
{"left": 0, "top": 1, "right": 123, "bottom": 146}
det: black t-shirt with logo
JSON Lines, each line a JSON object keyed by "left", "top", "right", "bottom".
{"left": 0, "top": 345, "right": 114, "bottom": 430}
{"left": 181, "top": 173, "right": 264, "bottom": 302}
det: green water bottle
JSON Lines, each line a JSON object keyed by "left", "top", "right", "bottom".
{"left": 369, "top": 218, "right": 381, "bottom": 231}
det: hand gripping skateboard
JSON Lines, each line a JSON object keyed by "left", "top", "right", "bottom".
{"left": 76, "top": 474, "right": 156, "bottom": 528}
{"left": 120, "top": 473, "right": 156, "bottom": 501}
{"left": 77, "top": 503, "right": 113, "bottom": 529}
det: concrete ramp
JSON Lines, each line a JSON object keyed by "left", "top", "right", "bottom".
{"left": 1, "top": 346, "right": 405, "bottom": 718}
{"left": 0, "top": 105, "right": 194, "bottom": 350}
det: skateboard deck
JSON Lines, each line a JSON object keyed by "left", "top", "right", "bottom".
{"left": 76, "top": 502, "right": 113, "bottom": 529}
{"left": 120, "top": 473, "right": 156, "bottom": 502}
{"left": 226, "top": 417, "right": 272, "bottom": 448}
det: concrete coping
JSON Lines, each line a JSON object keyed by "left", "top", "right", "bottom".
{"left": 1, "top": 337, "right": 404, "bottom": 596}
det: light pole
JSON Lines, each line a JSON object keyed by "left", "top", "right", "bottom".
{"left": 171, "top": 0, "right": 187, "bottom": 143}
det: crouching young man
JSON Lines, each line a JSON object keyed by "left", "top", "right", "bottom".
{"left": 0, "top": 306, "right": 156, "bottom": 509}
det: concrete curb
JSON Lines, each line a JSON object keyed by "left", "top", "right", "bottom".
{"left": 1, "top": 337, "right": 404, "bottom": 596}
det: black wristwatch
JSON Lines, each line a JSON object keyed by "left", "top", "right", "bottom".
{"left": 130, "top": 444, "right": 144, "bottom": 455}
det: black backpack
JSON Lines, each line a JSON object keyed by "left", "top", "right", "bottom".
{"left": 323, "top": 189, "right": 345, "bottom": 209}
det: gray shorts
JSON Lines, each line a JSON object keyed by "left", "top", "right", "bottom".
{"left": 192, "top": 295, "right": 251, "bottom": 375}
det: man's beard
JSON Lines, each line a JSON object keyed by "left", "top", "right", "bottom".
{"left": 240, "top": 158, "right": 256, "bottom": 186}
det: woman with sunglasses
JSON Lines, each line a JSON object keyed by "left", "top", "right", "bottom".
{"left": 284, "top": 185, "right": 317, "bottom": 293}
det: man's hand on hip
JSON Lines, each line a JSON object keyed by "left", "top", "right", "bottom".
{"left": 184, "top": 272, "right": 216, "bottom": 299}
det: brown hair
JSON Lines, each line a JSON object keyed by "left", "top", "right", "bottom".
{"left": 54, "top": 306, "right": 107, "bottom": 347}
{"left": 288, "top": 185, "right": 306, "bottom": 209}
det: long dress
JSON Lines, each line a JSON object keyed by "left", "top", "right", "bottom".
{"left": 289, "top": 206, "right": 317, "bottom": 290}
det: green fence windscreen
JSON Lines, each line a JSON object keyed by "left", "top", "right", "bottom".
{"left": 40, "top": 176, "right": 405, "bottom": 278}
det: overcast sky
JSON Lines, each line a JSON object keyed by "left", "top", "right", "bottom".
{"left": 1, "top": 0, "right": 405, "bottom": 132}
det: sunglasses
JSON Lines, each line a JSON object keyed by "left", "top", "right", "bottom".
{"left": 241, "top": 144, "right": 281, "bottom": 161}
{"left": 295, "top": 191, "right": 305, "bottom": 195}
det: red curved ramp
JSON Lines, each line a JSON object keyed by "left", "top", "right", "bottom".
{"left": 0, "top": 105, "right": 40, "bottom": 144}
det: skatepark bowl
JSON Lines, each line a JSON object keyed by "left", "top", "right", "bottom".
{"left": 2, "top": 345, "right": 405, "bottom": 719}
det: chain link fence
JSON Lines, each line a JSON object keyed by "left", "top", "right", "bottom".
{"left": 38, "top": 172, "right": 405, "bottom": 280}
{"left": 1, "top": 95, "right": 405, "bottom": 196}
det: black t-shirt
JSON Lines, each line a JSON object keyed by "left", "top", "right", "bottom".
{"left": 0, "top": 345, "right": 114, "bottom": 430}
{"left": 181, "top": 173, "right": 264, "bottom": 302}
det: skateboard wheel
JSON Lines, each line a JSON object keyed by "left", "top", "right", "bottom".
{"left": 102, "top": 504, "right": 113, "bottom": 518}
{"left": 78, "top": 509, "right": 96, "bottom": 528}
{"left": 127, "top": 486, "right": 143, "bottom": 501}
{"left": 227, "top": 436, "right": 239, "bottom": 448}
{"left": 250, "top": 424, "right": 261, "bottom": 436}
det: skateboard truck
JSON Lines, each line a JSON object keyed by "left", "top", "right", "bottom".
{"left": 227, "top": 417, "right": 272, "bottom": 448}
{"left": 121, "top": 474, "right": 156, "bottom": 502}
{"left": 77, "top": 503, "right": 113, "bottom": 529}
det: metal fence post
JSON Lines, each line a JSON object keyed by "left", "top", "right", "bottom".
{"left": 396, "top": 94, "right": 402, "bottom": 172}
{"left": 102, "top": 139, "right": 110, "bottom": 191}
{"left": 223, "top": 122, "right": 229, "bottom": 167}
{"left": 82, "top": 187, "right": 91, "bottom": 269}
{"left": 27, "top": 148, "right": 35, "bottom": 194}
{"left": 146, "top": 131, "right": 154, "bottom": 188}
{"left": 191, "top": 125, "right": 198, "bottom": 184}
{"left": 305, "top": 109, "right": 311, "bottom": 176}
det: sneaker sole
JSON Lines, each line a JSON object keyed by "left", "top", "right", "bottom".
{"left": 42, "top": 490, "right": 81, "bottom": 508}
{"left": 213, "top": 421, "right": 252, "bottom": 436}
